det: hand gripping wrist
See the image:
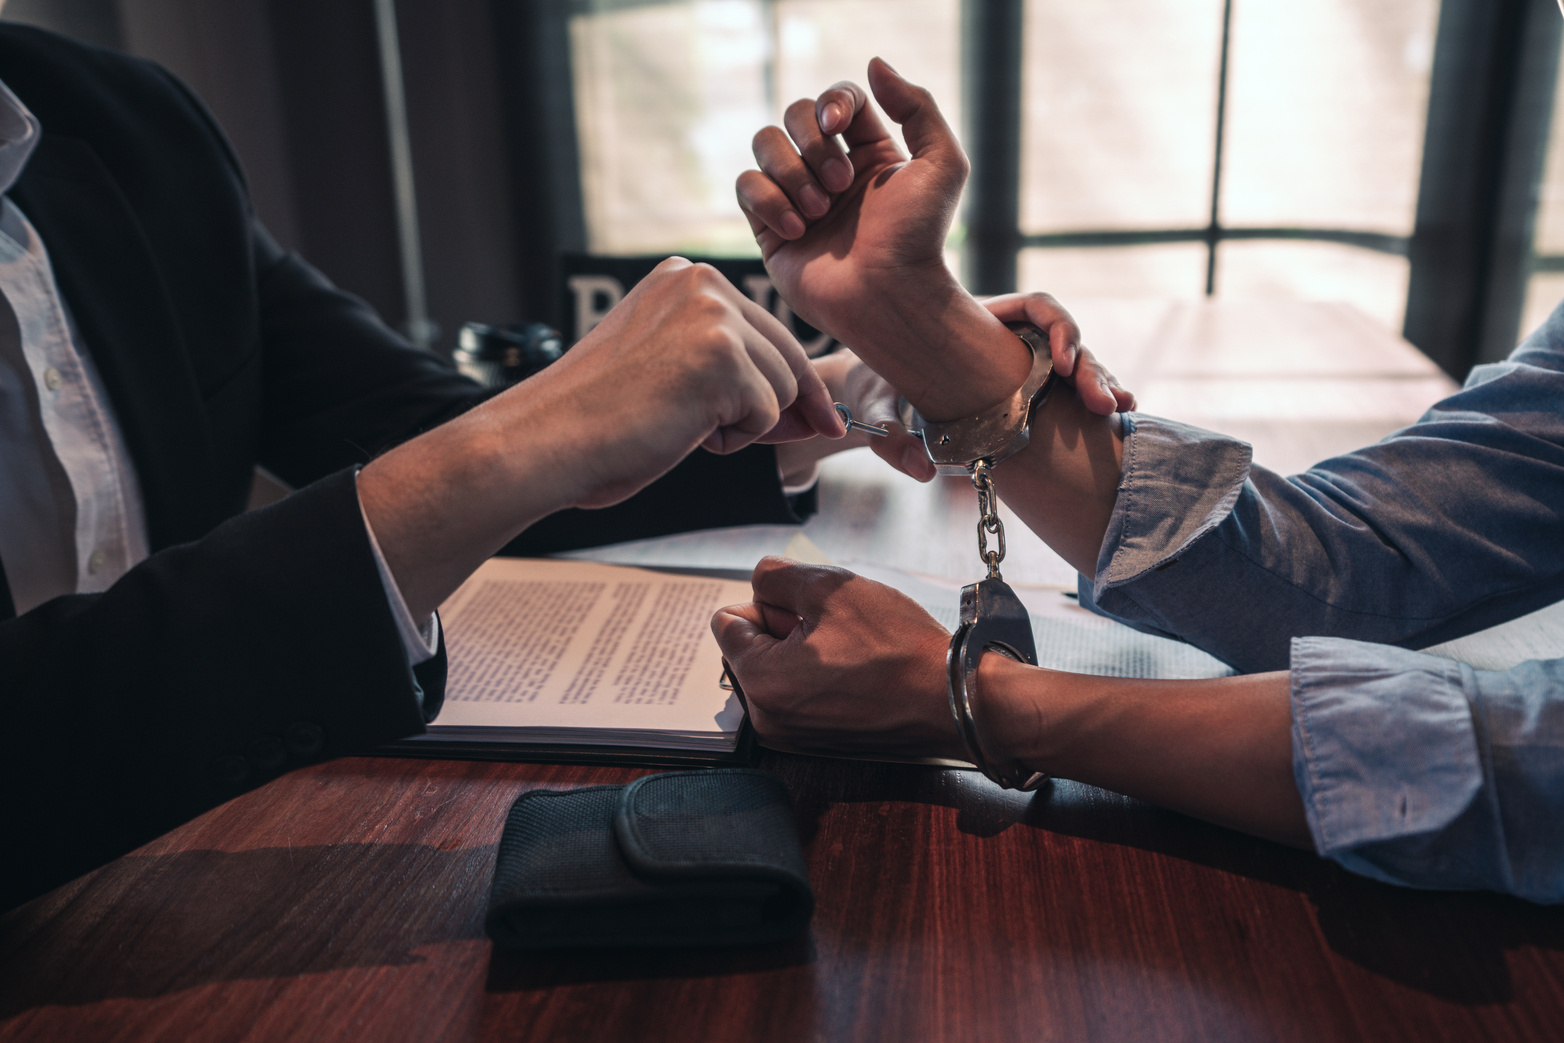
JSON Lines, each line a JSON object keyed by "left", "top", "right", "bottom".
{"left": 898, "top": 323, "right": 1057, "bottom": 477}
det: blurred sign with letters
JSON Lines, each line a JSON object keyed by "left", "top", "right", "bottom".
{"left": 560, "top": 254, "right": 838, "bottom": 357}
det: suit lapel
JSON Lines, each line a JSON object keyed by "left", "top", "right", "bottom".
{"left": 10, "top": 133, "right": 214, "bottom": 552}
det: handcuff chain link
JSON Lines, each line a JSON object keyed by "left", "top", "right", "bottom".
{"left": 971, "top": 458, "right": 1006, "bottom": 580}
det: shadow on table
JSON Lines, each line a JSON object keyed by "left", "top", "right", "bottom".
{"left": 769, "top": 752, "right": 1564, "bottom": 1006}
{"left": 1019, "top": 777, "right": 1564, "bottom": 1005}
{"left": 0, "top": 841, "right": 494, "bottom": 1017}
{"left": 484, "top": 934, "right": 813, "bottom": 992}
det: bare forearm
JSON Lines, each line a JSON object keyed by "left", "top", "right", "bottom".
{"left": 845, "top": 275, "right": 1033, "bottom": 421}
{"left": 979, "top": 656, "right": 1310, "bottom": 847}
{"left": 357, "top": 389, "right": 579, "bottom": 621}
{"left": 988, "top": 386, "right": 1124, "bottom": 578}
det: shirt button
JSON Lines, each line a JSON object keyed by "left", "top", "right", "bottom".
{"left": 42, "top": 367, "right": 62, "bottom": 391}
{"left": 86, "top": 548, "right": 106, "bottom": 575}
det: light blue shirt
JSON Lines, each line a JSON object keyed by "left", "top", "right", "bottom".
{"left": 1080, "top": 302, "right": 1564, "bottom": 903}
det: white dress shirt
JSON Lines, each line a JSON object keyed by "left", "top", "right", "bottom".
{"left": 0, "top": 76, "right": 435, "bottom": 665}
{"left": 0, "top": 79, "right": 148, "bottom": 615}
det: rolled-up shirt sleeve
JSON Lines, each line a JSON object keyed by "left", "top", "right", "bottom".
{"left": 1087, "top": 414, "right": 1252, "bottom": 592}
{"left": 1290, "top": 636, "right": 1564, "bottom": 904}
{"left": 1075, "top": 305, "right": 1564, "bottom": 674}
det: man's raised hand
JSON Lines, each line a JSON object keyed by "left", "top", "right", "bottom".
{"left": 737, "top": 58, "right": 967, "bottom": 350}
{"left": 738, "top": 61, "right": 1036, "bottom": 420}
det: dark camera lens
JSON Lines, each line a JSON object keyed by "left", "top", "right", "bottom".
{"left": 455, "top": 322, "right": 564, "bottom": 388}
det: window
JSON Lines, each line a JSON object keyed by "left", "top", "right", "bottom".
{"left": 1015, "top": 0, "right": 1439, "bottom": 332}
{"left": 569, "top": 0, "right": 961, "bottom": 256}
{"left": 1525, "top": 57, "right": 1564, "bottom": 341}
{"left": 566, "top": 0, "right": 1562, "bottom": 362}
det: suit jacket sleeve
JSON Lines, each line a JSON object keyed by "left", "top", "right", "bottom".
{"left": 0, "top": 469, "right": 442, "bottom": 909}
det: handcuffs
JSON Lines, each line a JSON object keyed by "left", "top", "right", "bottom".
{"left": 901, "top": 323, "right": 1057, "bottom": 791}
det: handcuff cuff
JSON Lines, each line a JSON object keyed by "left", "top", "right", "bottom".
{"left": 901, "top": 322, "right": 1056, "bottom": 791}
{"left": 830, "top": 323, "right": 1056, "bottom": 788}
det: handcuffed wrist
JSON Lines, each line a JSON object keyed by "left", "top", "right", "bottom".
{"left": 950, "top": 626, "right": 1048, "bottom": 791}
{"left": 899, "top": 323, "right": 1057, "bottom": 477}
{"left": 836, "top": 285, "right": 1029, "bottom": 420}
{"left": 971, "top": 651, "right": 1044, "bottom": 773}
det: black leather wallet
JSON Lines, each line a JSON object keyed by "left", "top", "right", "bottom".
{"left": 485, "top": 769, "right": 814, "bottom": 948}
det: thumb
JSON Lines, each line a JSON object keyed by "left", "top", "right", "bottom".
{"left": 865, "top": 57, "right": 966, "bottom": 171}
{"left": 871, "top": 428, "right": 937, "bottom": 482}
{"left": 711, "top": 602, "right": 782, "bottom": 665}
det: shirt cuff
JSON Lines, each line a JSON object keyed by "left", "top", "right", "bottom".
{"left": 1089, "top": 413, "right": 1253, "bottom": 594}
{"left": 1289, "top": 635, "right": 1482, "bottom": 859}
{"left": 354, "top": 476, "right": 440, "bottom": 667}
{"left": 780, "top": 469, "right": 821, "bottom": 497}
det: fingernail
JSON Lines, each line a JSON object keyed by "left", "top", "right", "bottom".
{"left": 823, "top": 157, "right": 852, "bottom": 192}
{"left": 799, "top": 183, "right": 829, "bottom": 217}
{"left": 780, "top": 211, "right": 805, "bottom": 238}
{"left": 822, "top": 102, "right": 844, "bottom": 129}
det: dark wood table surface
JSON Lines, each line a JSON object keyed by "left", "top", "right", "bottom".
{"left": 3, "top": 751, "right": 1563, "bottom": 1043}
{"left": 6, "top": 301, "right": 1560, "bottom": 1042}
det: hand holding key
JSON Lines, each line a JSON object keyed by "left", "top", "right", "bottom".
{"left": 835, "top": 403, "right": 888, "bottom": 437}
{"left": 359, "top": 257, "right": 846, "bottom": 622}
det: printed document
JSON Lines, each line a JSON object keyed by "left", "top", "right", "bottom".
{"left": 427, "top": 558, "right": 751, "bottom": 750}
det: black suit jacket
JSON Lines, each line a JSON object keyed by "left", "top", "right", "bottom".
{"left": 0, "top": 25, "right": 803, "bottom": 909}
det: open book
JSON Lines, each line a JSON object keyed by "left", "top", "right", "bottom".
{"left": 382, "top": 558, "right": 757, "bottom": 765}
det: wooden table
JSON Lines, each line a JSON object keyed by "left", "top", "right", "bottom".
{"left": 6, "top": 301, "right": 1562, "bottom": 1043}
{"left": 5, "top": 753, "right": 1563, "bottom": 1043}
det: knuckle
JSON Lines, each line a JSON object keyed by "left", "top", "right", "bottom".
{"left": 690, "top": 315, "right": 738, "bottom": 353}
{"left": 652, "top": 256, "right": 689, "bottom": 280}
{"left": 688, "top": 261, "right": 725, "bottom": 287}
{"left": 670, "top": 266, "right": 726, "bottom": 306}
{"left": 828, "top": 81, "right": 860, "bottom": 104}
{"left": 691, "top": 289, "right": 735, "bottom": 326}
